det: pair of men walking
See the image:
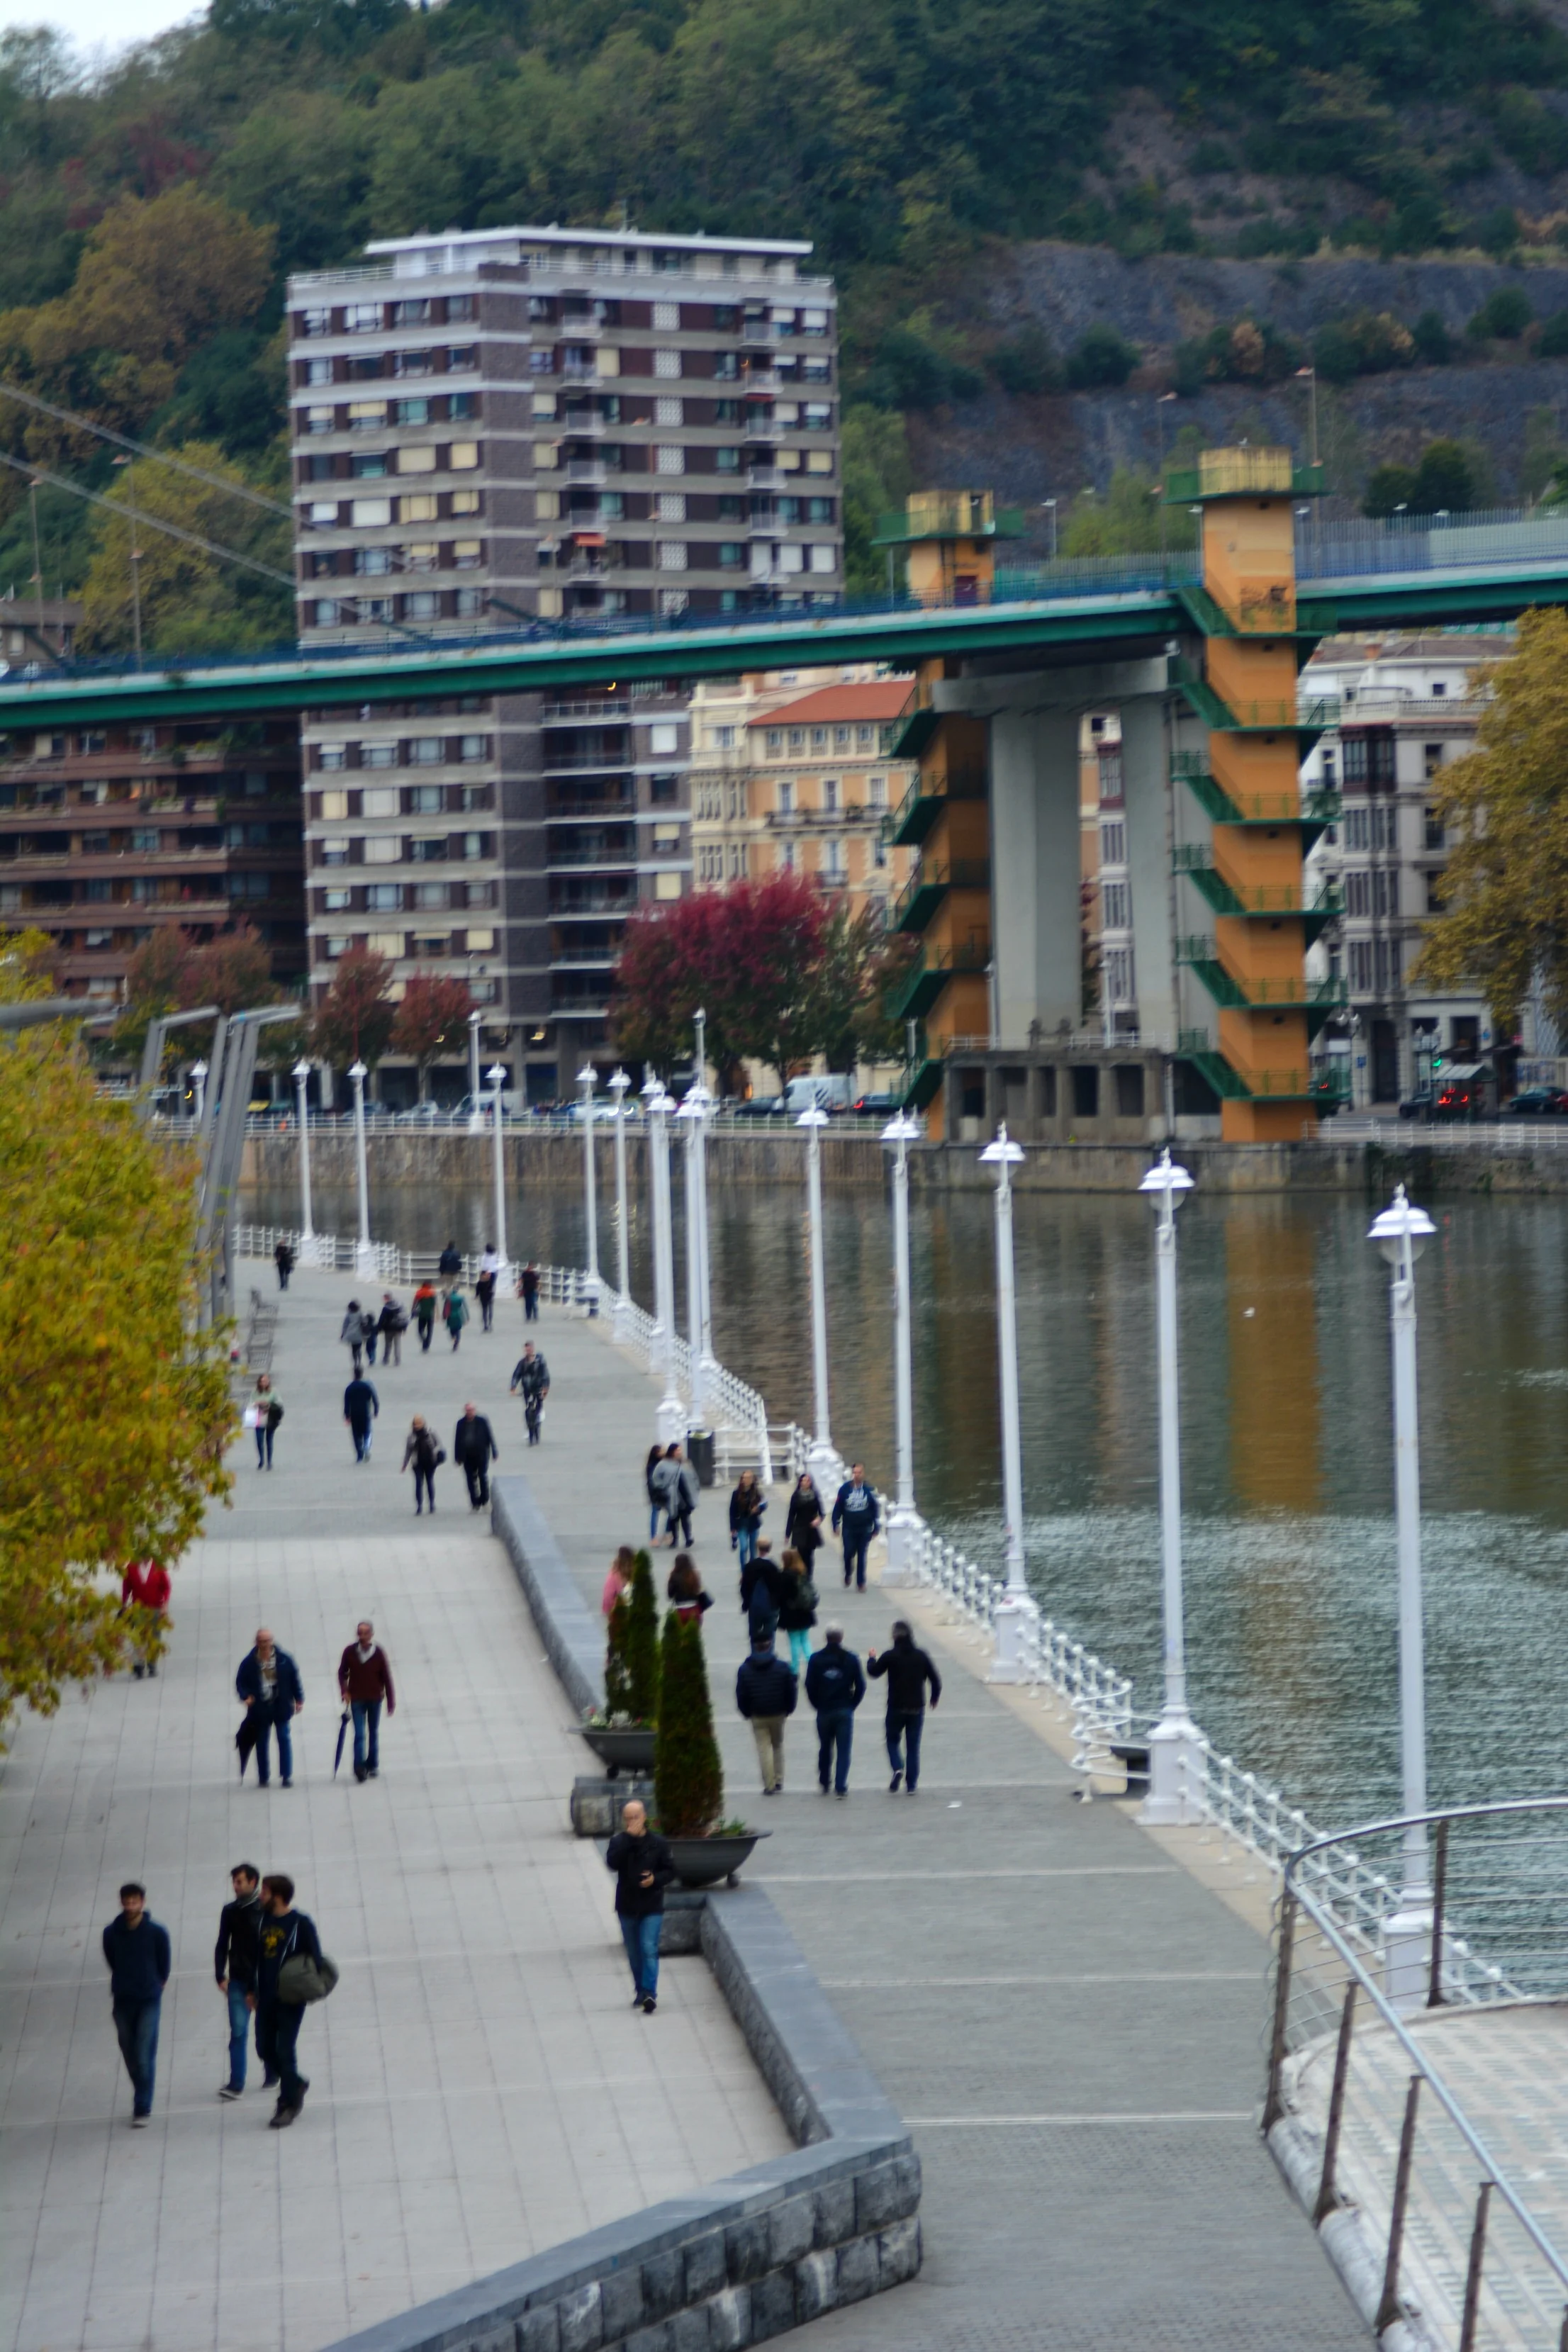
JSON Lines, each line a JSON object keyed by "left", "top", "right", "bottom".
{"left": 736, "top": 1620, "right": 940, "bottom": 1796}
{"left": 212, "top": 1866, "right": 325, "bottom": 2124}
{"left": 236, "top": 1622, "right": 394, "bottom": 1786}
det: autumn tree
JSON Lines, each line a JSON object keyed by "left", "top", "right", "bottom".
{"left": 116, "top": 919, "right": 278, "bottom": 1064}
{"left": 312, "top": 944, "right": 395, "bottom": 1070}
{"left": 77, "top": 442, "right": 292, "bottom": 656}
{"left": 1412, "top": 610, "right": 1568, "bottom": 1031}
{"left": 391, "top": 971, "right": 474, "bottom": 1099}
{"left": 804, "top": 900, "right": 917, "bottom": 1072}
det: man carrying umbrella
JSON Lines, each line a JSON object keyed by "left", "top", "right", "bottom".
{"left": 337, "top": 1620, "right": 396, "bottom": 1783}
{"left": 235, "top": 1628, "right": 304, "bottom": 1788}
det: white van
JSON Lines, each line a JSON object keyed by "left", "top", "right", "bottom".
{"left": 784, "top": 1073, "right": 857, "bottom": 1116}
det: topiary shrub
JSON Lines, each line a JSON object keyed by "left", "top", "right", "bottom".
{"left": 604, "top": 1591, "right": 634, "bottom": 1720}
{"left": 654, "top": 1610, "right": 724, "bottom": 1837}
{"left": 625, "top": 1547, "right": 661, "bottom": 1725}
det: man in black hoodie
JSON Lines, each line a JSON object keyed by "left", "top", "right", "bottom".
{"left": 254, "top": 1873, "right": 325, "bottom": 2128}
{"left": 735, "top": 1635, "right": 797, "bottom": 1796}
{"left": 102, "top": 1882, "right": 172, "bottom": 2125}
{"left": 804, "top": 1623, "right": 866, "bottom": 1797}
{"left": 868, "top": 1620, "right": 941, "bottom": 1793}
{"left": 214, "top": 1862, "right": 266, "bottom": 2100}
{"left": 604, "top": 1798, "right": 676, "bottom": 2015}
{"left": 453, "top": 1401, "right": 499, "bottom": 1508}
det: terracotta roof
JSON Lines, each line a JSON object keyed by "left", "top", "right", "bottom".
{"left": 746, "top": 680, "right": 912, "bottom": 729}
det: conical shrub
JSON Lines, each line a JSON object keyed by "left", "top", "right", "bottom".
{"left": 654, "top": 1610, "right": 723, "bottom": 1837}
{"left": 625, "top": 1547, "right": 661, "bottom": 1725}
{"left": 603, "top": 1591, "right": 633, "bottom": 1721}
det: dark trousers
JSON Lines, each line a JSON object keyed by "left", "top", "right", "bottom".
{"left": 523, "top": 1290, "right": 539, "bottom": 1321}
{"left": 352, "top": 1697, "right": 382, "bottom": 1773}
{"left": 523, "top": 1395, "right": 542, "bottom": 1443}
{"left": 254, "top": 1424, "right": 274, "bottom": 1468}
{"left": 113, "top": 1993, "right": 161, "bottom": 2117}
{"left": 254, "top": 1709, "right": 294, "bottom": 1785}
{"left": 841, "top": 1529, "right": 871, "bottom": 1589}
{"left": 414, "top": 1466, "right": 436, "bottom": 1512}
{"left": 463, "top": 1458, "right": 490, "bottom": 1508}
{"left": 670, "top": 1505, "right": 693, "bottom": 1545}
{"left": 365, "top": 1333, "right": 378, "bottom": 1364}
{"left": 885, "top": 1708, "right": 924, "bottom": 1789}
{"left": 816, "top": 1707, "right": 855, "bottom": 1793}
{"left": 348, "top": 1343, "right": 364, "bottom": 1374}
{"left": 276, "top": 1263, "right": 291, "bottom": 1289}
{"left": 417, "top": 1316, "right": 434, "bottom": 1352}
{"left": 254, "top": 1998, "right": 307, "bottom": 2110}
{"left": 477, "top": 1282, "right": 495, "bottom": 1330}
{"left": 349, "top": 1415, "right": 373, "bottom": 1461}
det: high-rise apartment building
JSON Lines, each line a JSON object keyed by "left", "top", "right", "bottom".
{"left": 286, "top": 223, "right": 841, "bottom": 1101}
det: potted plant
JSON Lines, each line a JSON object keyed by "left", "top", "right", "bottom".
{"left": 579, "top": 1549, "right": 660, "bottom": 1775}
{"left": 655, "top": 1609, "right": 766, "bottom": 1886}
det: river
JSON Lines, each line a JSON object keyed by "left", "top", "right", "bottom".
{"left": 244, "top": 1175, "right": 1568, "bottom": 1830}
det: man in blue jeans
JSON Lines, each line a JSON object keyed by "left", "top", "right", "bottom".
{"left": 214, "top": 1862, "right": 266, "bottom": 2100}
{"left": 868, "top": 1620, "right": 942, "bottom": 1793}
{"left": 831, "top": 1464, "right": 880, "bottom": 1591}
{"left": 235, "top": 1628, "right": 305, "bottom": 1787}
{"left": 604, "top": 1799, "right": 676, "bottom": 2015}
{"left": 102, "top": 1881, "right": 171, "bottom": 2125}
{"left": 805, "top": 1623, "right": 866, "bottom": 1797}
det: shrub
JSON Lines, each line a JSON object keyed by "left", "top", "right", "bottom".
{"left": 1467, "top": 285, "right": 1533, "bottom": 341}
{"left": 988, "top": 326, "right": 1063, "bottom": 396}
{"left": 604, "top": 1592, "right": 634, "bottom": 1720}
{"left": 1413, "top": 309, "right": 1453, "bottom": 365}
{"left": 1540, "top": 311, "right": 1568, "bottom": 357}
{"left": 1065, "top": 324, "right": 1139, "bottom": 389}
{"left": 1411, "top": 439, "right": 1477, "bottom": 512}
{"left": 864, "top": 325, "right": 982, "bottom": 410}
{"left": 625, "top": 1547, "right": 661, "bottom": 1725}
{"left": 1313, "top": 320, "right": 1361, "bottom": 385}
{"left": 654, "top": 1611, "right": 723, "bottom": 1838}
{"left": 1364, "top": 463, "right": 1418, "bottom": 516}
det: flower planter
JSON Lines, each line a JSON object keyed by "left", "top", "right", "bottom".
{"left": 667, "top": 1830, "right": 769, "bottom": 1888}
{"left": 578, "top": 1724, "right": 658, "bottom": 1778}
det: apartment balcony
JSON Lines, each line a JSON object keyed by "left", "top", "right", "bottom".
{"left": 564, "top": 460, "right": 607, "bottom": 486}
{"left": 547, "top": 786, "right": 637, "bottom": 816}
{"left": 545, "top": 844, "right": 637, "bottom": 870}
{"left": 746, "top": 466, "right": 783, "bottom": 491}
{"left": 539, "top": 748, "right": 630, "bottom": 773}
{"left": 549, "top": 946, "right": 620, "bottom": 968}
{"left": 741, "top": 319, "right": 775, "bottom": 344}
{"left": 550, "top": 888, "right": 639, "bottom": 916}
{"left": 892, "top": 858, "right": 992, "bottom": 934}
{"left": 742, "top": 366, "right": 778, "bottom": 394}
{"left": 886, "top": 765, "right": 988, "bottom": 849}
{"left": 540, "top": 702, "right": 632, "bottom": 724}
{"left": 744, "top": 417, "right": 779, "bottom": 442}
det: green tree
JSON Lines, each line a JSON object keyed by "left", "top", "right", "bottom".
{"left": 841, "top": 405, "right": 912, "bottom": 595}
{"left": 312, "top": 946, "right": 396, "bottom": 1068}
{"left": 77, "top": 442, "right": 292, "bottom": 656}
{"left": 804, "top": 900, "right": 917, "bottom": 1070}
{"left": 654, "top": 1608, "right": 722, "bottom": 1837}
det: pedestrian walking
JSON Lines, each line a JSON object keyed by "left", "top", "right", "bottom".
{"left": 343, "top": 1373, "right": 379, "bottom": 1462}
{"left": 361, "top": 1301, "right": 381, "bottom": 1366}
{"left": 510, "top": 1341, "right": 550, "bottom": 1443}
{"left": 868, "top": 1620, "right": 941, "bottom": 1794}
{"left": 121, "top": 1557, "right": 169, "bottom": 1676}
{"left": 249, "top": 1373, "right": 283, "bottom": 1469}
{"left": 735, "top": 1633, "right": 797, "bottom": 1796}
{"left": 832, "top": 1464, "right": 880, "bottom": 1591}
{"left": 102, "top": 1881, "right": 171, "bottom": 2126}
{"left": 274, "top": 1238, "right": 294, "bottom": 1291}
{"left": 668, "top": 1552, "right": 713, "bottom": 1623}
{"left": 413, "top": 1279, "right": 438, "bottom": 1352}
{"left": 337, "top": 1619, "right": 396, "bottom": 1782}
{"left": 340, "top": 1299, "right": 367, "bottom": 1375}
{"left": 729, "top": 1469, "right": 766, "bottom": 1567}
{"left": 444, "top": 1285, "right": 470, "bottom": 1350}
{"left": 740, "top": 1542, "right": 782, "bottom": 1644}
{"left": 377, "top": 1292, "right": 407, "bottom": 1367}
{"left": 784, "top": 1473, "right": 825, "bottom": 1570}
{"left": 453, "top": 1401, "right": 498, "bottom": 1509}
{"left": 604, "top": 1798, "right": 675, "bottom": 2015}
{"left": 602, "top": 1544, "right": 635, "bottom": 1617}
{"left": 649, "top": 1444, "right": 682, "bottom": 1545}
{"left": 476, "top": 1245, "right": 500, "bottom": 1331}
{"left": 254, "top": 1874, "right": 327, "bottom": 2127}
{"left": 778, "top": 1547, "right": 819, "bottom": 1680}
{"left": 214, "top": 1862, "right": 265, "bottom": 2100}
{"left": 438, "top": 1240, "right": 463, "bottom": 1280}
{"left": 656, "top": 1445, "right": 699, "bottom": 1547}
{"left": 520, "top": 1260, "right": 541, "bottom": 1321}
{"left": 402, "top": 1416, "right": 442, "bottom": 1513}
{"left": 235, "top": 1627, "right": 304, "bottom": 1788}
{"left": 805, "top": 1623, "right": 866, "bottom": 1798}
{"left": 644, "top": 1443, "right": 668, "bottom": 1542}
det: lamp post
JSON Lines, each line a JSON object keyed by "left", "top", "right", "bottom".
{"left": 292, "top": 1058, "right": 316, "bottom": 1265}
{"left": 487, "top": 1062, "right": 509, "bottom": 1279}
{"left": 466, "top": 1009, "right": 483, "bottom": 1130}
{"left": 677, "top": 1080, "right": 714, "bottom": 1430}
{"left": 190, "top": 1058, "right": 208, "bottom": 1126}
{"left": 1369, "top": 1182, "right": 1439, "bottom": 2007}
{"left": 1137, "top": 1148, "right": 1202, "bottom": 1821}
{"left": 577, "top": 1062, "right": 601, "bottom": 1316}
{"left": 690, "top": 1008, "right": 717, "bottom": 1396}
{"left": 797, "top": 1105, "right": 839, "bottom": 1486}
{"left": 880, "top": 1111, "right": 926, "bottom": 1581}
{"left": 608, "top": 1065, "right": 634, "bottom": 1341}
{"left": 644, "top": 1079, "right": 685, "bottom": 1445}
{"left": 348, "top": 1059, "right": 374, "bottom": 1275}
{"left": 980, "top": 1124, "right": 1036, "bottom": 1681}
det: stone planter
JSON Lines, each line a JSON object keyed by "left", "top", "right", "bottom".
{"left": 668, "top": 1830, "right": 770, "bottom": 1888}
{"left": 578, "top": 1723, "right": 657, "bottom": 1777}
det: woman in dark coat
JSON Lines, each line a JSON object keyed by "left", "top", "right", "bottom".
{"left": 776, "top": 1547, "right": 819, "bottom": 1678}
{"left": 784, "top": 1474, "right": 824, "bottom": 1569}
{"left": 645, "top": 1444, "right": 667, "bottom": 1543}
{"left": 667, "top": 1552, "right": 714, "bottom": 1624}
{"left": 729, "top": 1470, "right": 766, "bottom": 1566}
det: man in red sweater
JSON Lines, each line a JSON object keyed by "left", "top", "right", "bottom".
{"left": 337, "top": 1620, "right": 396, "bottom": 1783}
{"left": 121, "top": 1559, "right": 172, "bottom": 1679}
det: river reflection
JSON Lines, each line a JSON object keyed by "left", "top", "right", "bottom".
{"left": 246, "top": 1176, "right": 1568, "bottom": 1825}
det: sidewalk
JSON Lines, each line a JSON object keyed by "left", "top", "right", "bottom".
{"left": 0, "top": 1266, "right": 789, "bottom": 2352}
{"left": 515, "top": 1306, "right": 1370, "bottom": 2352}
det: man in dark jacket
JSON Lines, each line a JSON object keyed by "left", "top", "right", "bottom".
{"left": 235, "top": 1628, "right": 305, "bottom": 1788}
{"left": 343, "top": 1374, "right": 379, "bottom": 1462}
{"left": 102, "top": 1882, "right": 172, "bottom": 2124}
{"left": 509, "top": 1343, "right": 551, "bottom": 1444}
{"left": 739, "top": 1544, "right": 783, "bottom": 1642}
{"left": 804, "top": 1623, "right": 866, "bottom": 1798}
{"left": 604, "top": 1798, "right": 676, "bottom": 2014}
{"left": 254, "top": 1874, "right": 325, "bottom": 2128}
{"left": 734, "top": 1635, "right": 797, "bottom": 1796}
{"left": 438, "top": 1240, "right": 463, "bottom": 1279}
{"left": 867, "top": 1620, "right": 941, "bottom": 1793}
{"left": 831, "top": 1465, "right": 880, "bottom": 1591}
{"left": 337, "top": 1619, "right": 396, "bottom": 1781}
{"left": 452, "top": 1402, "right": 498, "bottom": 1508}
{"left": 215, "top": 1862, "right": 265, "bottom": 2100}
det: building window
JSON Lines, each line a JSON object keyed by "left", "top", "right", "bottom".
{"left": 1099, "top": 819, "right": 1125, "bottom": 864}
{"left": 366, "top": 883, "right": 402, "bottom": 910}
{"left": 1105, "top": 946, "right": 1134, "bottom": 1002}
{"left": 656, "top": 397, "right": 683, "bottom": 425}
{"left": 808, "top": 544, "right": 835, "bottom": 573}
{"left": 713, "top": 725, "right": 734, "bottom": 749}
{"left": 362, "top": 786, "right": 398, "bottom": 818}
{"left": 653, "top": 301, "right": 680, "bottom": 330}
{"left": 1345, "top": 869, "right": 1371, "bottom": 916}
{"left": 395, "top": 398, "right": 430, "bottom": 427}
{"left": 868, "top": 775, "right": 886, "bottom": 808}
{"left": 314, "top": 599, "right": 340, "bottom": 625}
{"left": 392, "top": 298, "right": 432, "bottom": 325}
{"left": 657, "top": 491, "right": 686, "bottom": 522}
{"left": 715, "top": 447, "right": 741, "bottom": 472}
{"left": 306, "top": 404, "right": 333, "bottom": 435}
{"left": 654, "top": 349, "right": 682, "bottom": 379}
{"left": 823, "top": 778, "right": 839, "bottom": 812}
{"left": 453, "top": 539, "right": 483, "bottom": 569}
{"left": 659, "top": 589, "right": 689, "bottom": 617}
{"left": 778, "top": 780, "right": 794, "bottom": 815}
{"left": 650, "top": 722, "right": 680, "bottom": 755}
{"left": 363, "top": 743, "right": 396, "bottom": 768}
{"left": 459, "top": 734, "right": 488, "bottom": 761}
{"left": 1102, "top": 880, "right": 1130, "bottom": 930}
{"left": 408, "top": 785, "right": 442, "bottom": 814}
{"left": 447, "top": 346, "right": 478, "bottom": 371}
{"left": 1374, "top": 868, "right": 1399, "bottom": 918}
{"left": 318, "top": 743, "right": 347, "bottom": 770}
{"left": 449, "top": 442, "right": 480, "bottom": 470}
{"left": 405, "top": 591, "right": 439, "bottom": 618}
{"left": 1425, "top": 805, "right": 1445, "bottom": 850}
{"left": 347, "top": 304, "right": 381, "bottom": 333}
{"left": 656, "top": 542, "right": 688, "bottom": 570}
{"left": 320, "top": 839, "right": 349, "bottom": 866}
{"left": 655, "top": 445, "right": 685, "bottom": 474}
{"left": 1097, "top": 749, "right": 1124, "bottom": 804}
{"left": 718, "top": 542, "right": 743, "bottom": 569}
{"left": 455, "top": 587, "right": 484, "bottom": 615}
{"left": 394, "top": 350, "right": 433, "bottom": 377}
{"left": 355, "top": 547, "right": 393, "bottom": 576}
{"left": 302, "top": 306, "right": 332, "bottom": 337}
{"left": 351, "top": 452, "right": 388, "bottom": 478}
{"left": 766, "top": 729, "right": 783, "bottom": 754}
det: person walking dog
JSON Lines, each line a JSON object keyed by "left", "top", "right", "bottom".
{"left": 337, "top": 1620, "right": 396, "bottom": 1781}
{"left": 102, "top": 1882, "right": 171, "bottom": 2126}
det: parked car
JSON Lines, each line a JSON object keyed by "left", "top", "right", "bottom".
{"left": 1505, "top": 1087, "right": 1568, "bottom": 1117}
{"left": 1398, "top": 1089, "right": 1436, "bottom": 1122}
{"left": 729, "top": 1094, "right": 785, "bottom": 1118}
{"left": 852, "top": 1092, "right": 901, "bottom": 1115}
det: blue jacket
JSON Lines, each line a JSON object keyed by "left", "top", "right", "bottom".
{"left": 734, "top": 1649, "right": 798, "bottom": 1720}
{"left": 805, "top": 1641, "right": 866, "bottom": 1713}
{"left": 103, "top": 1913, "right": 171, "bottom": 2003}
{"left": 832, "top": 1479, "right": 880, "bottom": 1540}
{"left": 236, "top": 1645, "right": 304, "bottom": 1716}
{"left": 344, "top": 1377, "right": 379, "bottom": 1426}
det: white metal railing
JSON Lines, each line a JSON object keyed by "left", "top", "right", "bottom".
{"left": 239, "top": 1108, "right": 897, "bottom": 1138}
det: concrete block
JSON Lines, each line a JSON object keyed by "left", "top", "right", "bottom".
{"left": 855, "top": 2153, "right": 920, "bottom": 2234}
{"left": 519, "top": 2309, "right": 561, "bottom": 2352}
{"left": 878, "top": 2216, "right": 922, "bottom": 2289}
{"left": 571, "top": 1774, "right": 656, "bottom": 1837}
{"left": 559, "top": 2282, "right": 603, "bottom": 2352}
{"left": 835, "top": 2236, "right": 879, "bottom": 2307}
{"left": 683, "top": 2232, "right": 726, "bottom": 2304}
{"left": 766, "top": 2195, "right": 814, "bottom": 2269}
{"left": 723, "top": 2216, "right": 770, "bottom": 2285}
{"left": 468, "top": 2328, "right": 520, "bottom": 2352}
{"left": 623, "top": 2326, "right": 673, "bottom": 2352}
{"left": 705, "top": 2285, "right": 751, "bottom": 2352}
{"left": 811, "top": 2175, "right": 855, "bottom": 2249}
{"left": 599, "top": 2268, "right": 645, "bottom": 2341}
{"left": 639, "top": 2249, "right": 683, "bottom": 2322}
{"left": 747, "top": 2272, "right": 796, "bottom": 2342}
{"left": 668, "top": 2308, "right": 708, "bottom": 2352}
{"left": 793, "top": 2250, "right": 839, "bottom": 2322}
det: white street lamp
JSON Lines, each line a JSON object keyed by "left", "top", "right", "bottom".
{"left": 1369, "top": 1181, "right": 1439, "bottom": 2007}
{"left": 487, "top": 1062, "right": 510, "bottom": 1280}
{"left": 676, "top": 1080, "right": 713, "bottom": 1428}
{"left": 608, "top": 1065, "right": 634, "bottom": 1342}
{"left": 797, "top": 1104, "right": 839, "bottom": 1487}
{"left": 466, "top": 1009, "right": 483, "bottom": 1131}
{"left": 691, "top": 1009, "right": 716, "bottom": 1396}
{"left": 292, "top": 1058, "right": 316, "bottom": 1265}
{"left": 577, "top": 1062, "right": 601, "bottom": 1316}
{"left": 980, "top": 1124, "right": 1036, "bottom": 1681}
{"left": 348, "top": 1058, "right": 374, "bottom": 1275}
{"left": 880, "top": 1111, "right": 926, "bottom": 1581}
{"left": 644, "top": 1078, "right": 685, "bottom": 1445}
{"left": 1137, "top": 1147, "right": 1202, "bottom": 1821}
{"left": 190, "top": 1058, "right": 208, "bottom": 1126}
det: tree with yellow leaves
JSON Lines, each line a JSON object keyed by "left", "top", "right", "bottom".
{"left": 1412, "top": 609, "right": 1568, "bottom": 1033}
{"left": 0, "top": 939, "right": 234, "bottom": 1732}
{"left": 78, "top": 440, "right": 292, "bottom": 655}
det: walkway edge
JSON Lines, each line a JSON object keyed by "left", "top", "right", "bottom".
{"left": 313, "top": 1480, "right": 922, "bottom": 2352}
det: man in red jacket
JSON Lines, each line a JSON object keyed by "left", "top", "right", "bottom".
{"left": 337, "top": 1620, "right": 396, "bottom": 1783}
{"left": 121, "top": 1559, "right": 172, "bottom": 1679}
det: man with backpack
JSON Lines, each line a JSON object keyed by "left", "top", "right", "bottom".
{"left": 510, "top": 1342, "right": 551, "bottom": 1443}
{"left": 254, "top": 1874, "right": 330, "bottom": 2129}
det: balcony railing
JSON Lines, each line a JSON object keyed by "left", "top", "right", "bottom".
{"left": 885, "top": 764, "right": 988, "bottom": 847}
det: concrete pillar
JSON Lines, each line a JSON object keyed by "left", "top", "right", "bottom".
{"left": 1119, "top": 696, "right": 1176, "bottom": 1044}
{"left": 990, "top": 707, "right": 1082, "bottom": 1045}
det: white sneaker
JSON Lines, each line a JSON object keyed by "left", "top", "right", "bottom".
{"left": 130, "top": 2114, "right": 150, "bottom": 2129}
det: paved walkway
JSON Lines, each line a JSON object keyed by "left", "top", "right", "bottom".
{"left": 0, "top": 1267, "right": 788, "bottom": 2352}
{"left": 515, "top": 1304, "right": 1372, "bottom": 2352}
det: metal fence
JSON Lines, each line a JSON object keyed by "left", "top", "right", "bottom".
{"left": 1331, "top": 1119, "right": 1568, "bottom": 1151}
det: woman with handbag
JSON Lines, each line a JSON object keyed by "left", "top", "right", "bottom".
{"left": 247, "top": 1375, "right": 283, "bottom": 1470}
{"left": 401, "top": 1417, "right": 443, "bottom": 1514}
{"left": 784, "top": 1474, "right": 824, "bottom": 1570}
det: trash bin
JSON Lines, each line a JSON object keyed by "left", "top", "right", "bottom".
{"left": 687, "top": 1428, "right": 716, "bottom": 1488}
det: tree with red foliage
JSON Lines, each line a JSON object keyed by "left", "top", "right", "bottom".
{"left": 116, "top": 919, "right": 278, "bottom": 1063}
{"left": 612, "top": 873, "right": 834, "bottom": 1094}
{"left": 312, "top": 946, "right": 395, "bottom": 1070}
{"left": 392, "top": 972, "right": 474, "bottom": 1099}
